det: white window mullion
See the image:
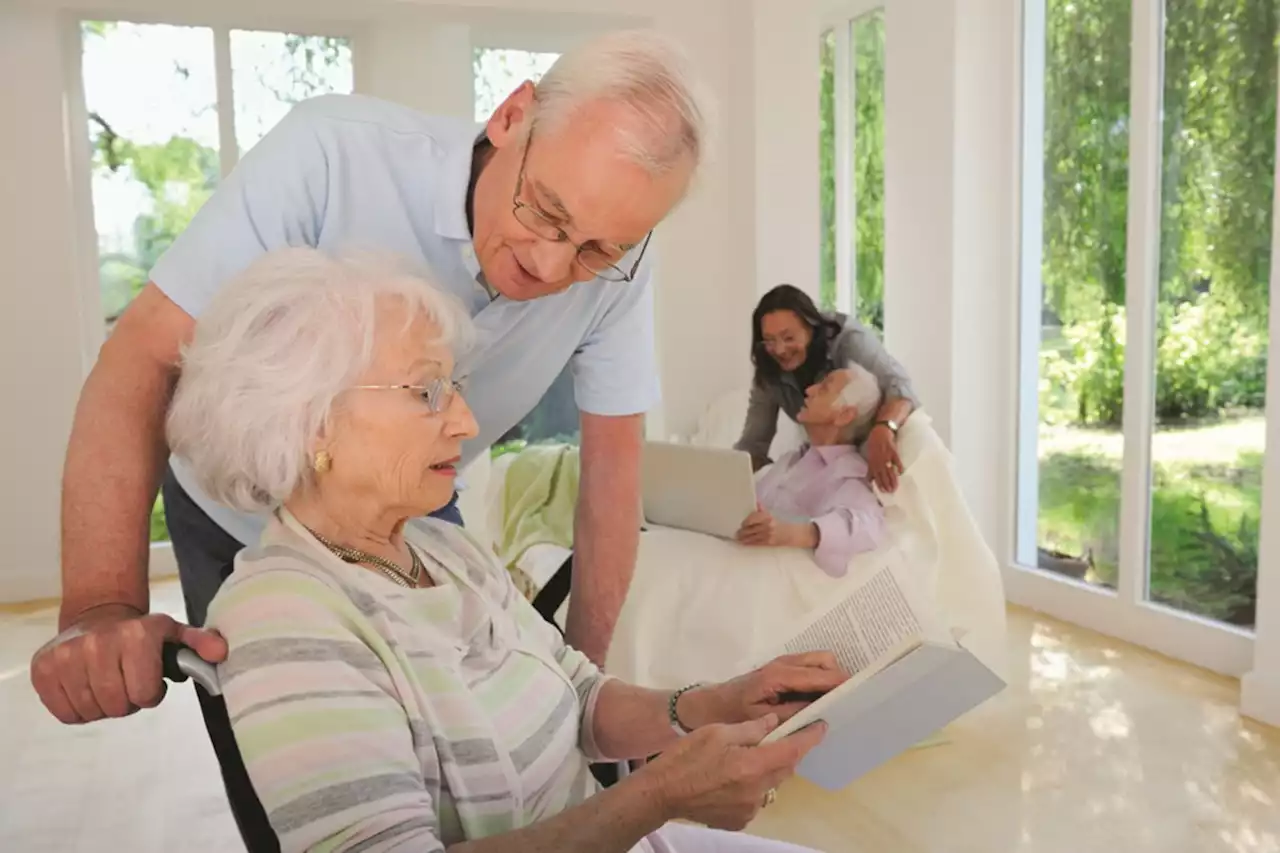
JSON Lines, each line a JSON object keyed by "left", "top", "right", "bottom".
{"left": 63, "top": 16, "right": 106, "bottom": 369}
{"left": 834, "top": 22, "right": 855, "bottom": 317}
{"left": 1241, "top": 32, "right": 1280, "bottom": 726}
{"left": 1014, "top": 0, "right": 1046, "bottom": 568}
{"left": 213, "top": 27, "right": 238, "bottom": 177}
{"left": 1118, "top": 0, "right": 1165, "bottom": 608}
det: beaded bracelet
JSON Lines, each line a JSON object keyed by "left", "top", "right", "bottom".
{"left": 668, "top": 682, "right": 704, "bottom": 736}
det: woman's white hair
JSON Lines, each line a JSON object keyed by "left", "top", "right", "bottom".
{"left": 167, "top": 248, "right": 474, "bottom": 514}
{"left": 530, "top": 29, "right": 712, "bottom": 175}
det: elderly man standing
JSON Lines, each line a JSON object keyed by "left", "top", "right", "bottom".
{"left": 34, "top": 27, "right": 700, "bottom": 767}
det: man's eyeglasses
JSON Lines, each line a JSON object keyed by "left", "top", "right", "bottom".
{"left": 351, "top": 377, "right": 465, "bottom": 414}
{"left": 512, "top": 128, "right": 652, "bottom": 283}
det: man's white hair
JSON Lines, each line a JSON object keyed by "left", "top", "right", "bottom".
{"left": 167, "top": 248, "right": 474, "bottom": 514}
{"left": 530, "top": 29, "right": 711, "bottom": 175}
{"left": 836, "top": 362, "right": 883, "bottom": 433}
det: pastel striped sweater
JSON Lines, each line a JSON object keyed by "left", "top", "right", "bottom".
{"left": 206, "top": 509, "right": 616, "bottom": 852}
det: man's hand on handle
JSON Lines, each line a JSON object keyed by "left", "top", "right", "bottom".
{"left": 30, "top": 604, "right": 226, "bottom": 724}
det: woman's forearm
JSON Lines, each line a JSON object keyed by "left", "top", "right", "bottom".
{"left": 447, "top": 772, "right": 668, "bottom": 853}
{"left": 588, "top": 680, "right": 729, "bottom": 760}
{"left": 874, "top": 396, "right": 914, "bottom": 426}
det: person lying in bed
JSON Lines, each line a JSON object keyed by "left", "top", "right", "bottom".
{"left": 737, "top": 285, "right": 920, "bottom": 492}
{"left": 734, "top": 365, "right": 888, "bottom": 577}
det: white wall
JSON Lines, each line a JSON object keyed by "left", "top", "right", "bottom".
{"left": 949, "top": 0, "right": 1020, "bottom": 571}
{"left": 0, "top": 3, "right": 86, "bottom": 603}
{"left": 880, "top": 0, "right": 1018, "bottom": 555}
{"left": 357, "top": 16, "right": 474, "bottom": 119}
{"left": 882, "top": 0, "right": 958, "bottom": 449}
{"left": 752, "top": 0, "right": 822, "bottom": 302}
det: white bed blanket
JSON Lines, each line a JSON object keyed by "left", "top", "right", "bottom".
{"left": 605, "top": 411, "right": 1007, "bottom": 688}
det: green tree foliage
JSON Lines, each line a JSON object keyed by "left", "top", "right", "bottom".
{"left": 276, "top": 35, "right": 350, "bottom": 103}
{"left": 1041, "top": 0, "right": 1133, "bottom": 318}
{"left": 819, "top": 32, "right": 836, "bottom": 312}
{"left": 1042, "top": 0, "right": 1278, "bottom": 425}
{"left": 88, "top": 114, "right": 219, "bottom": 321}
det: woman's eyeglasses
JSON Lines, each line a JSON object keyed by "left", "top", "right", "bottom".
{"left": 351, "top": 378, "right": 465, "bottom": 414}
{"left": 758, "top": 336, "right": 802, "bottom": 353}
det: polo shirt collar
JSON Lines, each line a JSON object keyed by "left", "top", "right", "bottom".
{"left": 435, "top": 124, "right": 484, "bottom": 243}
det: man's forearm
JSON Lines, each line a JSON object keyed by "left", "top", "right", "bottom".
{"left": 783, "top": 522, "right": 820, "bottom": 550}
{"left": 59, "top": 336, "right": 177, "bottom": 629}
{"left": 568, "top": 502, "right": 639, "bottom": 664}
{"left": 568, "top": 413, "right": 644, "bottom": 665}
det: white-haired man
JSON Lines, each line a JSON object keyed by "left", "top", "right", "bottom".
{"left": 35, "top": 32, "right": 702, "bottom": 749}
{"left": 735, "top": 365, "right": 888, "bottom": 576}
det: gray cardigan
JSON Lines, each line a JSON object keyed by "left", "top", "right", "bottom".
{"left": 734, "top": 313, "right": 919, "bottom": 466}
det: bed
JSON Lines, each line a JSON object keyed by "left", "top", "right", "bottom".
{"left": 459, "top": 389, "right": 1008, "bottom": 690}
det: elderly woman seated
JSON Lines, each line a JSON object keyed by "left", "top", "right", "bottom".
{"left": 167, "top": 248, "right": 845, "bottom": 853}
{"left": 735, "top": 364, "right": 888, "bottom": 577}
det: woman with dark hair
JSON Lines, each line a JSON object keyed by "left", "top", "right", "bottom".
{"left": 735, "top": 284, "right": 919, "bottom": 492}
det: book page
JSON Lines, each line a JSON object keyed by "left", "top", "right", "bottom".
{"left": 781, "top": 565, "right": 922, "bottom": 677}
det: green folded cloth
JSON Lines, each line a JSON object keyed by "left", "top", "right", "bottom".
{"left": 497, "top": 443, "right": 580, "bottom": 569}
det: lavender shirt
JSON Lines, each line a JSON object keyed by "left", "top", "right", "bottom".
{"left": 755, "top": 444, "right": 887, "bottom": 577}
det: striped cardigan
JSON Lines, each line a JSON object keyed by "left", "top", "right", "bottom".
{"left": 207, "top": 509, "right": 614, "bottom": 852}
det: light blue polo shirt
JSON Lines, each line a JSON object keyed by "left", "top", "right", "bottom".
{"left": 152, "top": 94, "right": 660, "bottom": 545}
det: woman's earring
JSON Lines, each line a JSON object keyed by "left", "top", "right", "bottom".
{"left": 313, "top": 450, "right": 332, "bottom": 474}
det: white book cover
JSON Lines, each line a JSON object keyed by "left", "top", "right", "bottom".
{"left": 757, "top": 562, "right": 1005, "bottom": 789}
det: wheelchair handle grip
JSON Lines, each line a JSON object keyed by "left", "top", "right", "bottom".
{"left": 161, "top": 641, "right": 223, "bottom": 696}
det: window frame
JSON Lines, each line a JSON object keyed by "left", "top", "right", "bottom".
{"left": 1009, "top": 0, "right": 1269, "bottom": 677}
{"left": 821, "top": 1, "right": 887, "bottom": 322}
{"left": 62, "top": 10, "right": 361, "bottom": 571}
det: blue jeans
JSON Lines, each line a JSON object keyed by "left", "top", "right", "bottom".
{"left": 429, "top": 491, "right": 464, "bottom": 526}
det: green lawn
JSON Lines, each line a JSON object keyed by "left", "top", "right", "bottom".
{"left": 1036, "top": 416, "right": 1262, "bottom": 627}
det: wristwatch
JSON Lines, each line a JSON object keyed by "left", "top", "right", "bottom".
{"left": 874, "top": 418, "right": 900, "bottom": 436}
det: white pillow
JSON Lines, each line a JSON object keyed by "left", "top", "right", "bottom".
{"left": 689, "top": 388, "right": 806, "bottom": 460}
{"left": 688, "top": 389, "right": 750, "bottom": 449}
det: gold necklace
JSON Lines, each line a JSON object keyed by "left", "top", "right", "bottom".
{"left": 304, "top": 526, "right": 427, "bottom": 589}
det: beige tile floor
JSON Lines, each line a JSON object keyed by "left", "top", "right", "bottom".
{"left": 2, "top": 582, "right": 1278, "bottom": 853}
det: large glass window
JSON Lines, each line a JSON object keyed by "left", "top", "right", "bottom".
{"left": 81, "top": 20, "right": 354, "bottom": 541}
{"left": 82, "top": 22, "right": 219, "bottom": 329}
{"left": 1145, "top": 0, "right": 1276, "bottom": 627}
{"left": 474, "top": 48, "right": 560, "bottom": 123}
{"left": 818, "top": 13, "right": 886, "bottom": 330}
{"left": 1019, "top": 0, "right": 1275, "bottom": 632}
{"left": 230, "top": 31, "right": 353, "bottom": 154}
{"left": 1022, "top": 0, "right": 1131, "bottom": 590}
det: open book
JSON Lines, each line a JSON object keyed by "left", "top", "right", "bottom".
{"left": 757, "top": 561, "right": 1005, "bottom": 790}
